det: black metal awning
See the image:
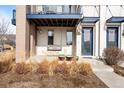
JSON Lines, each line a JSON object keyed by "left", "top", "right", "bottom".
{"left": 81, "top": 17, "right": 100, "bottom": 23}
{"left": 106, "top": 17, "right": 124, "bottom": 23}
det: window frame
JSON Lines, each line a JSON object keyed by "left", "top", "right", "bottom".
{"left": 66, "top": 31, "right": 73, "bottom": 45}
{"left": 106, "top": 27, "right": 119, "bottom": 48}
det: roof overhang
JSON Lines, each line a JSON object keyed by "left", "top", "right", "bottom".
{"left": 27, "top": 13, "right": 82, "bottom": 19}
{"left": 27, "top": 13, "right": 81, "bottom": 27}
{"left": 29, "top": 19, "right": 80, "bottom": 27}
{"left": 106, "top": 17, "right": 124, "bottom": 23}
{"left": 81, "top": 17, "right": 100, "bottom": 23}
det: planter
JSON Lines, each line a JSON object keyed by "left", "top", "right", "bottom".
{"left": 66, "top": 56, "right": 73, "bottom": 61}
{"left": 58, "top": 56, "right": 65, "bottom": 61}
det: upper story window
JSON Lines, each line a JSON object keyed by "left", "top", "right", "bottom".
{"left": 66, "top": 31, "right": 73, "bottom": 45}
{"left": 43, "top": 5, "right": 63, "bottom": 14}
{"left": 48, "top": 30, "right": 54, "bottom": 45}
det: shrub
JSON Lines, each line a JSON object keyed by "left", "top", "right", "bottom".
{"left": 28, "top": 61, "right": 39, "bottom": 72}
{"left": 0, "top": 51, "right": 15, "bottom": 73}
{"left": 14, "top": 62, "right": 32, "bottom": 74}
{"left": 103, "top": 48, "right": 124, "bottom": 65}
{"left": 78, "top": 62, "right": 91, "bottom": 75}
{"left": 36, "top": 59, "right": 50, "bottom": 74}
{"left": 53, "top": 62, "right": 70, "bottom": 75}
{"left": 0, "top": 51, "right": 15, "bottom": 62}
{"left": 0, "top": 60, "right": 13, "bottom": 73}
{"left": 49, "top": 59, "right": 59, "bottom": 75}
{"left": 68, "top": 60, "right": 79, "bottom": 75}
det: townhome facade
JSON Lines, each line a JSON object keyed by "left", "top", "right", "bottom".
{"left": 12, "top": 5, "right": 124, "bottom": 62}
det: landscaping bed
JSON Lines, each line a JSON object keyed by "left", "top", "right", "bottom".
{"left": 0, "top": 70, "right": 107, "bottom": 88}
{"left": 0, "top": 51, "right": 107, "bottom": 88}
{"left": 102, "top": 48, "right": 124, "bottom": 77}
{"left": 113, "top": 65, "right": 124, "bottom": 77}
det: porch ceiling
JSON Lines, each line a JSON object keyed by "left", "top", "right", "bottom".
{"left": 29, "top": 19, "right": 80, "bottom": 27}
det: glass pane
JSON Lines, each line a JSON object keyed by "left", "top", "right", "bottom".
{"left": 108, "top": 29, "right": 115, "bottom": 41}
{"left": 83, "top": 29, "right": 91, "bottom": 54}
{"left": 66, "top": 31, "right": 72, "bottom": 45}
{"left": 37, "top": 5, "right": 42, "bottom": 12}
{"left": 43, "top": 5, "right": 62, "bottom": 14}
{"left": 48, "top": 31, "right": 54, "bottom": 45}
{"left": 82, "top": 28, "right": 93, "bottom": 56}
{"left": 107, "top": 27, "right": 118, "bottom": 48}
{"left": 84, "top": 29, "right": 90, "bottom": 41}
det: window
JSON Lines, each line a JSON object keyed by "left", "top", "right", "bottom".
{"left": 48, "top": 31, "right": 54, "bottom": 45}
{"left": 36, "top": 5, "right": 43, "bottom": 12}
{"left": 66, "top": 31, "right": 73, "bottom": 45}
{"left": 107, "top": 27, "right": 118, "bottom": 48}
{"left": 43, "top": 5, "right": 63, "bottom": 14}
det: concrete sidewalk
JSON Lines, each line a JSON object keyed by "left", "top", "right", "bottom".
{"left": 86, "top": 59, "right": 124, "bottom": 88}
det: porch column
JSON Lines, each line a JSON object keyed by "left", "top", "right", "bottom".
{"left": 16, "top": 5, "right": 30, "bottom": 62}
{"left": 99, "top": 6, "right": 107, "bottom": 56}
{"left": 76, "top": 23, "right": 82, "bottom": 56}
{"left": 30, "top": 25, "right": 36, "bottom": 56}
{"left": 72, "top": 29, "right": 77, "bottom": 56}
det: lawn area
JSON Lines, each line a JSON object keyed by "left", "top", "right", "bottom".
{"left": 0, "top": 51, "right": 108, "bottom": 88}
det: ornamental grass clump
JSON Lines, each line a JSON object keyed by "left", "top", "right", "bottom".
{"left": 36, "top": 59, "right": 50, "bottom": 74}
{"left": 0, "top": 60, "right": 13, "bottom": 73}
{"left": 78, "top": 62, "right": 91, "bottom": 75}
{"left": 67, "top": 59, "right": 79, "bottom": 75}
{"left": 53, "top": 62, "right": 70, "bottom": 75}
{"left": 0, "top": 51, "right": 15, "bottom": 73}
{"left": 49, "top": 59, "right": 59, "bottom": 76}
{"left": 14, "top": 62, "right": 32, "bottom": 74}
{"left": 103, "top": 48, "right": 124, "bottom": 65}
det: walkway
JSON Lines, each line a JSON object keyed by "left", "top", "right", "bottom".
{"left": 85, "top": 58, "right": 124, "bottom": 88}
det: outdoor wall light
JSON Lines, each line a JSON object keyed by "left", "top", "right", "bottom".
{"left": 76, "top": 30, "right": 81, "bottom": 35}
{"left": 39, "top": 30, "right": 43, "bottom": 34}
{"left": 122, "top": 30, "right": 124, "bottom": 36}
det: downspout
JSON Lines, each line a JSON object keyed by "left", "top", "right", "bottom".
{"left": 98, "top": 5, "right": 100, "bottom": 58}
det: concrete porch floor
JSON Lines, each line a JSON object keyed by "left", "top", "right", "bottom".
{"left": 27, "top": 55, "right": 58, "bottom": 62}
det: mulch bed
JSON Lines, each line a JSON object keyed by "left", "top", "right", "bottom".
{"left": 0, "top": 71, "right": 108, "bottom": 88}
{"left": 113, "top": 65, "right": 124, "bottom": 77}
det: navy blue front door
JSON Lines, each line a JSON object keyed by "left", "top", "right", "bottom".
{"left": 107, "top": 27, "right": 118, "bottom": 48}
{"left": 82, "top": 27, "right": 93, "bottom": 56}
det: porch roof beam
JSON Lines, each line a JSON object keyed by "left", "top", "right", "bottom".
{"left": 27, "top": 14, "right": 82, "bottom": 19}
{"left": 33, "top": 19, "right": 39, "bottom": 25}
{"left": 39, "top": 19, "right": 45, "bottom": 26}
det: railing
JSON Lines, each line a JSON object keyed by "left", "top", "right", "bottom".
{"left": 28, "top": 5, "right": 81, "bottom": 15}
{"left": 28, "top": 11, "right": 81, "bottom": 15}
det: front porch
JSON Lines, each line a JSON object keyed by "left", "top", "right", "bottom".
{"left": 35, "top": 26, "right": 76, "bottom": 57}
